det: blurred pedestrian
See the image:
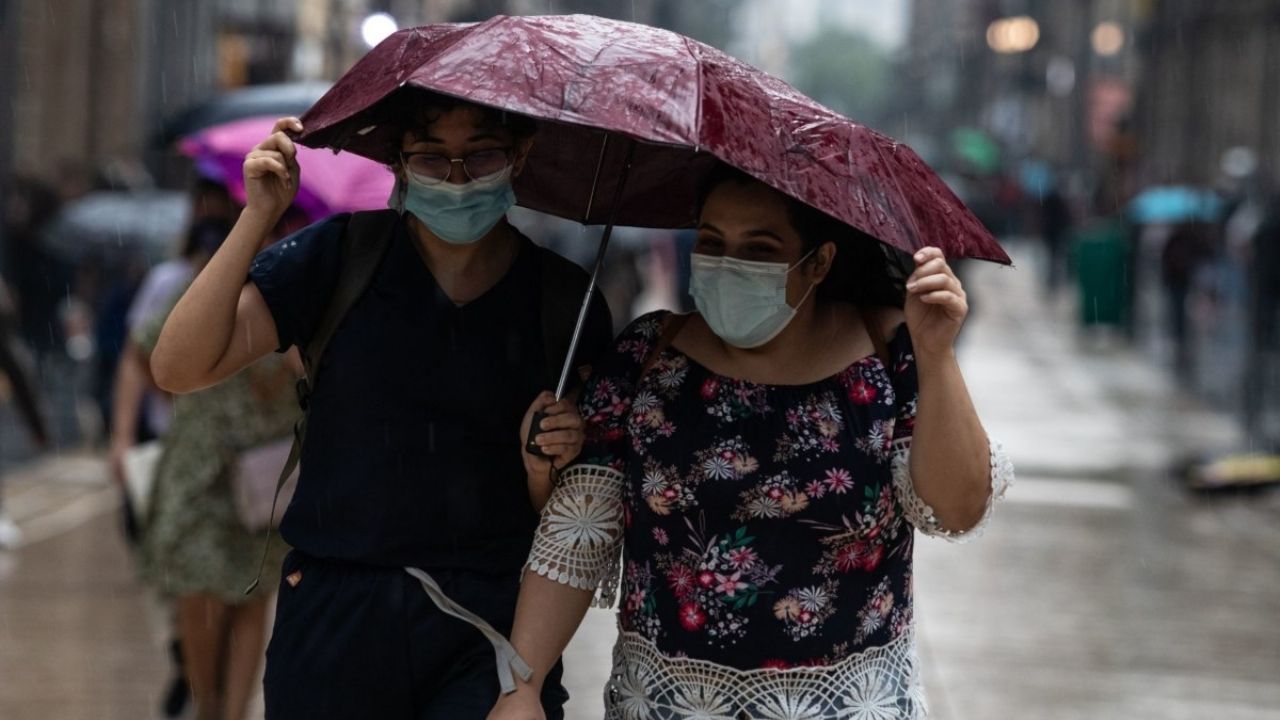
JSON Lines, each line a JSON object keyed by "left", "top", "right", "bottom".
{"left": 1161, "top": 221, "right": 1218, "bottom": 376}
{"left": 1, "top": 176, "right": 68, "bottom": 360}
{"left": 0, "top": 277, "right": 50, "bottom": 548}
{"left": 150, "top": 92, "right": 612, "bottom": 719}
{"left": 491, "top": 165, "right": 1013, "bottom": 720}
{"left": 1040, "top": 184, "right": 1073, "bottom": 293}
{"left": 1245, "top": 196, "right": 1280, "bottom": 448}
{"left": 108, "top": 182, "right": 238, "bottom": 717}
{"left": 135, "top": 216, "right": 302, "bottom": 720}
{"left": 111, "top": 180, "right": 240, "bottom": 509}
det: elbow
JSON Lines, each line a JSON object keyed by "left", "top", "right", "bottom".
{"left": 149, "top": 352, "right": 180, "bottom": 394}
{"left": 150, "top": 345, "right": 194, "bottom": 395}
{"left": 935, "top": 470, "right": 992, "bottom": 533}
{"left": 943, "top": 495, "right": 989, "bottom": 534}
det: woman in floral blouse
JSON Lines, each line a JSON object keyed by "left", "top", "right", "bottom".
{"left": 489, "top": 166, "right": 1014, "bottom": 720}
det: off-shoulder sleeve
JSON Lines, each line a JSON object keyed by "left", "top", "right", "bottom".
{"left": 884, "top": 325, "right": 1014, "bottom": 541}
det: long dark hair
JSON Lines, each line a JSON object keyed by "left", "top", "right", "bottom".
{"left": 700, "top": 164, "right": 908, "bottom": 309}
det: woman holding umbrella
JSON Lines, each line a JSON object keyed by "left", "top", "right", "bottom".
{"left": 150, "top": 93, "right": 611, "bottom": 718}
{"left": 490, "top": 165, "right": 1014, "bottom": 720}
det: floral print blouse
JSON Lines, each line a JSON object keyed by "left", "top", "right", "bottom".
{"left": 527, "top": 311, "right": 1013, "bottom": 719}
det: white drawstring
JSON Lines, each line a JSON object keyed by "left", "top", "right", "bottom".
{"left": 403, "top": 567, "right": 534, "bottom": 694}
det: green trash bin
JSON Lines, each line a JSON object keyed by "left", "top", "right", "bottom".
{"left": 1071, "top": 219, "right": 1130, "bottom": 327}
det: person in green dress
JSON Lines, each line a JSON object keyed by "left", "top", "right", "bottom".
{"left": 135, "top": 216, "right": 303, "bottom": 720}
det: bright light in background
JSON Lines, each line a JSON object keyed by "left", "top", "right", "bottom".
{"left": 1091, "top": 21, "right": 1126, "bottom": 56}
{"left": 986, "top": 16, "right": 1040, "bottom": 54}
{"left": 361, "top": 12, "right": 398, "bottom": 49}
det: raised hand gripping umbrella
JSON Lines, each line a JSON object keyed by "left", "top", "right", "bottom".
{"left": 295, "top": 14, "right": 1011, "bottom": 413}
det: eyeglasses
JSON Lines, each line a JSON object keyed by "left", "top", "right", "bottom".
{"left": 400, "top": 148, "right": 513, "bottom": 185}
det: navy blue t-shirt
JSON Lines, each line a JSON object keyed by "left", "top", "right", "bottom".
{"left": 248, "top": 214, "right": 612, "bottom": 573}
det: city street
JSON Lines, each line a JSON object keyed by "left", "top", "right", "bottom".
{"left": 2, "top": 240, "right": 1278, "bottom": 719}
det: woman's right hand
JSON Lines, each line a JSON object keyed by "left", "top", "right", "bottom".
{"left": 243, "top": 117, "right": 303, "bottom": 221}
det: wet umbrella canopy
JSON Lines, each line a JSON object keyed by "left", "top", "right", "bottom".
{"left": 296, "top": 14, "right": 1010, "bottom": 265}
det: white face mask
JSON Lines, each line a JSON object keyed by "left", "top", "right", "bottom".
{"left": 689, "top": 249, "right": 818, "bottom": 349}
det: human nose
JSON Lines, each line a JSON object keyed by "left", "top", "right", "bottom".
{"left": 446, "top": 159, "right": 469, "bottom": 185}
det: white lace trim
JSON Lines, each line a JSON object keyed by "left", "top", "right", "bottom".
{"left": 891, "top": 437, "right": 1013, "bottom": 542}
{"left": 525, "top": 463, "right": 626, "bottom": 608}
{"left": 604, "top": 628, "right": 928, "bottom": 720}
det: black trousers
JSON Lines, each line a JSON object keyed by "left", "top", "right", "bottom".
{"left": 264, "top": 551, "right": 568, "bottom": 720}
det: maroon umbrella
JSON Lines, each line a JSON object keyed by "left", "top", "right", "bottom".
{"left": 296, "top": 14, "right": 1010, "bottom": 407}
{"left": 297, "top": 14, "right": 1008, "bottom": 264}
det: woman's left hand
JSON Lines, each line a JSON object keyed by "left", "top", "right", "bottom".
{"left": 520, "top": 392, "right": 586, "bottom": 506}
{"left": 904, "top": 247, "right": 968, "bottom": 357}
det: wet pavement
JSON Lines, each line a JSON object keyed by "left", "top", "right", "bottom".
{"left": 2, "top": 238, "right": 1278, "bottom": 719}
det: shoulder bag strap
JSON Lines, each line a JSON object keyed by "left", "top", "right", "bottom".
{"left": 245, "top": 210, "right": 398, "bottom": 594}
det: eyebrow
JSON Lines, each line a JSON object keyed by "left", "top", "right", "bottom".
{"left": 698, "top": 222, "right": 785, "bottom": 244}
{"left": 415, "top": 132, "right": 506, "bottom": 145}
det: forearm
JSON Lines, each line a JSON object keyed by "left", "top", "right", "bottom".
{"left": 527, "top": 473, "right": 553, "bottom": 513}
{"left": 909, "top": 349, "right": 991, "bottom": 530}
{"left": 110, "top": 343, "right": 149, "bottom": 449}
{"left": 508, "top": 573, "right": 594, "bottom": 692}
{"left": 152, "top": 210, "right": 275, "bottom": 390}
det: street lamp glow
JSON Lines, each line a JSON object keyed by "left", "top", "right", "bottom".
{"left": 361, "top": 12, "right": 398, "bottom": 49}
{"left": 1092, "top": 22, "right": 1126, "bottom": 56}
{"left": 987, "top": 16, "right": 1040, "bottom": 54}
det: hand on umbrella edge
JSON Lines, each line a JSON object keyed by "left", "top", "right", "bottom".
{"left": 904, "top": 247, "right": 968, "bottom": 358}
{"left": 242, "top": 117, "right": 303, "bottom": 223}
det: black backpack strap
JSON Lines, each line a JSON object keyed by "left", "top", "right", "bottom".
{"left": 301, "top": 210, "right": 402, "bottom": 380}
{"left": 245, "top": 210, "right": 398, "bottom": 594}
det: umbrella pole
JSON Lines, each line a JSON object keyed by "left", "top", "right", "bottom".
{"left": 553, "top": 138, "right": 637, "bottom": 400}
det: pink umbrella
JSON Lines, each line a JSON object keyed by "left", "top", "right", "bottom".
{"left": 178, "top": 116, "right": 395, "bottom": 223}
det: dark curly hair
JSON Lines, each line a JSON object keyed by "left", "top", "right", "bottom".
{"left": 699, "top": 164, "right": 908, "bottom": 309}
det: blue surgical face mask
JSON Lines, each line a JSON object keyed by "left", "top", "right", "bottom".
{"left": 689, "top": 249, "right": 817, "bottom": 349}
{"left": 388, "top": 167, "right": 516, "bottom": 245}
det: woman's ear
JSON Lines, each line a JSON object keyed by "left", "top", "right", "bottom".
{"left": 512, "top": 138, "right": 535, "bottom": 178}
{"left": 808, "top": 241, "right": 837, "bottom": 283}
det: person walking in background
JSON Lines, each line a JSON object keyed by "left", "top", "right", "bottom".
{"left": 1161, "top": 221, "right": 1218, "bottom": 377}
{"left": 108, "top": 179, "right": 243, "bottom": 719}
{"left": 0, "top": 276, "right": 50, "bottom": 548}
{"left": 1, "top": 176, "right": 67, "bottom": 363}
{"left": 134, "top": 216, "right": 302, "bottom": 720}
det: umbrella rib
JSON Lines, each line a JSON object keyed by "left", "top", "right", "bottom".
{"left": 583, "top": 134, "right": 611, "bottom": 222}
{"left": 680, "top": 35, "right": 704, "bottom": 147}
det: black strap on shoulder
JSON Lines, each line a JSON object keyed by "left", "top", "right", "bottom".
{"left": 245, "top": 210, "right": 398, "bottom": 595}
{"left": 302, "top": 210, "right": 401, "bottom": 380}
